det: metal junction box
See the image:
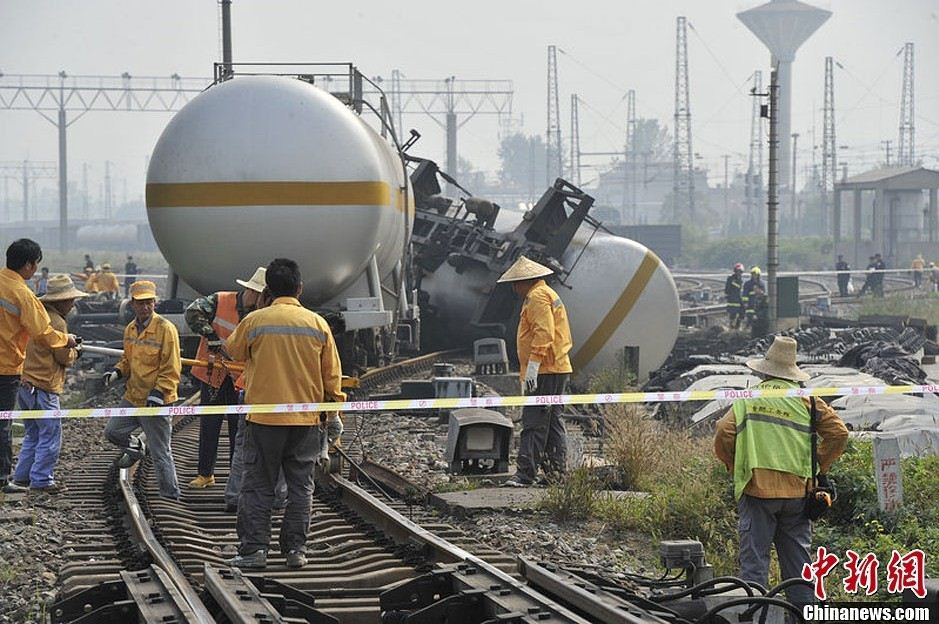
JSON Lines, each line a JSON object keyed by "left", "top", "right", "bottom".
{"left": 445, "top": 408, "right": 513, "bottom": 475}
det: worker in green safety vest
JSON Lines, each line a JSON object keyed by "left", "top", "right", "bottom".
{"left": 714, "top": 336, "right": 847, "bottom": 608}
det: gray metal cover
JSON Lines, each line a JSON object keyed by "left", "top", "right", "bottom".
{"left": 445, "top": 408, "right": 513, "bottom": 464}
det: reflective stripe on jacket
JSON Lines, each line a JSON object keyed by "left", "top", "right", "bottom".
{"left": 516, "top": 280, "right": 573, "bottom": 377}
{"left": 225, "top": 297, "right": 345, "bottom": 426}
{"left": 191, "top": 291, "right": 243, "bottom": 387}
{"left": 731, "top": 378, "right": 812, "bottom": 500}
{"left": 115, "top": 313, "right": 181, "bottom": 407}
{"left": 0, "top": 268, "right": 69, "bottom": 375}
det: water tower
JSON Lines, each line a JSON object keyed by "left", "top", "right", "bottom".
{"left": 737, "top": 0, "right": 831, "bottom": 190}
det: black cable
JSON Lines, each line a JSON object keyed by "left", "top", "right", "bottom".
{"left": 695, "top": 596, "right": 804, "bottom": 624}
{"left": 747, "top": 578, "right": 813, "bottom": 624}
{"left": 652, "top": 576, "right": 765, "bottom": 602}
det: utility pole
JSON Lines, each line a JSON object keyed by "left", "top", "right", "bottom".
{"left": 444, "top": 76, "right": 458, "bottom": 186}
{"left": 897, "top": 42, "right": 914, "bottom": 166}
{"left": 0, "top": 161, "right": 57, "bottom": 222}
{"left": 767, "top": 70, "right": 780, "bottom": 329}
{"left": 625, "top": 89, "right": 637, "bottom": 222}
{"left": 821, "top": 57, "right": 836, "bottom": 233}
{"left": 723, "top": 154, "right": 730, "bottom": 215}
{"left": 881, "top": 140, "right": 893, "bottom": 167}
{"left": 791, "top": 132, "right": 799, "bottom": 223}
{"left": 546, "top": 45, "right": 562, "bottom": 184}
{"left": 748, "top": 70, "right": 764, "bottom": 232}
{"left": 569, "top": 94, "right": 581, "bottom": 187}
{"left": 673, "top": 16, "right": 694, "bottom": 221}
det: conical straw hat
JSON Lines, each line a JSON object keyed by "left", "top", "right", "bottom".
{"left": 745, "top": 336, "right": 810, "bottom": 383}
{"left": 39, "top": 275, "right": 89, "bottom": 302}
{"left": 235, "top": 267, "right": 267, "bottom": 293}
{"left": 496, "top": 256, "right": 554, "bottom": 283}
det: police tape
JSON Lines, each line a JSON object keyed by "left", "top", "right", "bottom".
{"left": 1, "top": 383, "right": 938, "bottom": 421}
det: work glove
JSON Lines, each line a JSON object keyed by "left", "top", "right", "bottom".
{"left": 66, "top": 334, "right": 79, "bottom": 349}
{"left": 102, "top": 369, "right": 121, "bottom": 386}
{"left": 326, "top": 414, "right": 343, "bottom": 447}
{"left": 524, "top": 360, "right": 541, "bottom": 394}
{"left": 146, "top": 390, "right": 164, "bottom": 408}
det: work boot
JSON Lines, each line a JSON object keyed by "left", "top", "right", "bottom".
{"left": 285, "top": 550, "right": 307, "bottom": 569}
{"left": 501, "top": 475, "right": 533, "bottom": 488}
{"left": 188, "top": 474, "right": 215, "bottom": 488}
{"left": 228, "top": 549, "right": 267, "bottom": 570}
{"left": 1, "top": 481, "right": 27, "bottom": 494}
{"left": 30, "top": 482, "right": 68, "bottom": 495}
{"left": 116, "top": 439, "right": 146, "bottom": 468}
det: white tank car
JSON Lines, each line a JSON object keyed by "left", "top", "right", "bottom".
{"left": 146, "top": 75, "right": 410, "bottom": 308}
{"left": 421, "top": 232, "right": 679, "bottom": 380}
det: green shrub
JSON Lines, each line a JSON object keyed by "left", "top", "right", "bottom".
{"left": 538, "top": 466, "right": 601, "bottom": 522}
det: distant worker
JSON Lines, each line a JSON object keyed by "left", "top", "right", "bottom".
{"left": 931, "top": 262, "right": 939, "bottom": 293}
{"left": 226, "top": 259, "right": 345, "bottom": 570}
{"left": 725, "top": 263, "right": 745, "bottom": 329}
{"left": 498, "top": 256, "right": 573, "bottom": 488}
{"left": 123, "top": 255, "right": 138, "bottom": 297}
{"left": 835, "top": 255, "right": 850, "bottom": 297}
{"left": 86, "top": 266, "right": 101, "bottom": 294}
{"left": 0, "top": 240, "right": 78, "bottom": 494}
{"left": 741, "top": 266, "right": 764, "bottom": 328}
{"left": 873, "top": 253, "right": 886, "bottom": 297}
{"left": 911, "top": 254, "right": 925, "bottom": 289}
{"left": 97, "top": 263, "right": 121, "bottom": 300}
{"left": 715, "top": 336, "right": 847, "bottom": 610}
{"left": 102, "top": 280, "right": 182, "bottom": 500}
{"left": 11, "top": 275, "right": 87, "bottom": 494}
{"left": 857, "top": 255, "right": 877, "bottom": 297}
{"left": 749, "top": 283, "right": 770, "bottom": 338}
{"left": 83, "top": 254, "right": 94, "bottom": 271}
{"left": 184, "top": 267, "right": 266, "bottom": 491}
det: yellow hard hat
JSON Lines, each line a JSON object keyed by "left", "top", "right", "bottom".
{"left": 750, "top": 266, "right": 762, "bottom": 275}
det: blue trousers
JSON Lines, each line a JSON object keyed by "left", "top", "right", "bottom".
{"left": 13, "top": 386, "right": 62, "bottom": 488}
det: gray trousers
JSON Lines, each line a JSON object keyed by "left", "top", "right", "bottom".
{"left": 237, "top": 422, "right": 320, "bottom": 555}
{"left": 225, "top": 414, "right": 287, "bottom": 509}
{"left": 516, "top": 373, "right": 569, "bottom": 483}
{"left": 104, "top": 400, "right": 180, "bottom": 499}
{"left": 737, "top": 494, "right": 813, "bottom": 606}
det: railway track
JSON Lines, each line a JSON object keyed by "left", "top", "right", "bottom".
{"left": 51, "top": 351, "right": 631, "bottom": 624}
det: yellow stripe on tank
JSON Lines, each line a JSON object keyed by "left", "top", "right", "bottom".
{"left": 146, "top": 181, "right": 393, "bottom": 208}
{"left": 570, "top": 250, "right": 660, "bottom": 370}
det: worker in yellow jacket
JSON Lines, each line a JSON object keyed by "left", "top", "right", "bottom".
{"left": 96, "top": 263, "right": 121, "bottom": 299}
{"left": 102, "top": 280, "right": 182, "bottom": 499}
{"left": 498, "top": 256, "right": 573, "bottom": 487}
{"left": 226, "top": 258, "right": 345, "bottom": 571}
{"left": 0, "top": 239, "right": 78, "bottom": 493}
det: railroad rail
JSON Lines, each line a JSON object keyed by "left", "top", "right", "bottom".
{"left": 53, "top": 350, "right": 643, "bottom": 624}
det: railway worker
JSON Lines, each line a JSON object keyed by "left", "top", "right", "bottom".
{"left": 0, "top": 239, "right": 78, "bottom": 494}
{"left": 873, "top": 254, "right": 886, "bottom": 297}
{"left": 835, "top": 255, "right": 850, "bottom": 297}
{"left": 83, "top": 254, "right": 94, "bottom": 271}
{"left": 724, "top": 263, "right": 745, "bottom": 329}
{"left": 857, "top": 256, "right": 877, "bottom": 297}
{"left": 748, "top": 283, "right": 769, "bottom": 338}
{"left": 714, "top": 336, "right": 847, "bottom": 610}
{"left": 911, "top": 254, "right": 925, "bottom": 289}
{"left": 84, "top": 266, "right": 100, "bottom": 294}
{"left": 931, "top": 262, "right": 939, "bottom": 292}
{"left": 226, "top": 258, "right": 345, "bottom": 570}
{"left": 102, "top": 280, "right": 182, "bottom": 500}
{"left": 741, "top": 266, "right": 764, "bottom": 328}
{"left": 96, "top": 263, "right": 121, "bottom": 300}
{"left": 32, "top": 267, "right": 49, "bottom": 296}
{"left": 184, "top": 267, "right": 266, "bottom": 491}
{"left": 497, "top": 256, "right": 573, "bottom": 488}
{"left": 11, "top": 275, "right": 87, "bottom": 494}
{"left": 123, "top": 255, "right": 138, "bottom": 297}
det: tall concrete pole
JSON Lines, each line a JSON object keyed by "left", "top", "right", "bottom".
{"left": 767, "top": 70, "right": 780, "bottom": 329}
{"left": 791, "top": 132, "right": 799, "bottom": 222}
{"left": 58, "top": 105, "right": 67, "bottom": 252}
{"left": 22, "top": 160, "right": 28, "bottom": 222}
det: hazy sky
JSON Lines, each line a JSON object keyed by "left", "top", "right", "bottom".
{"left": 1, "top": 0, "right": 937, "bottom": 208}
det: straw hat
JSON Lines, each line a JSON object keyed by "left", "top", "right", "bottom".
{"left": 130, "top": 280, "right": 158, "bottom": 300}
{"left": 101, "top": 263, "right": 111, "bottom": 270}
{"left": 745, "top": 336, "right": 810, "bottom": 383}
{"left": 496, "top": 256, "right": 554, "bottom": 284}
{"left": 39, "top": 275, "right": 89, "bottom": 302}
{"left": 235, "top": 267, "right": 266, "bottom": 293}
{"left": 84, "top": 267, "right": 93, "bottom": 274}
